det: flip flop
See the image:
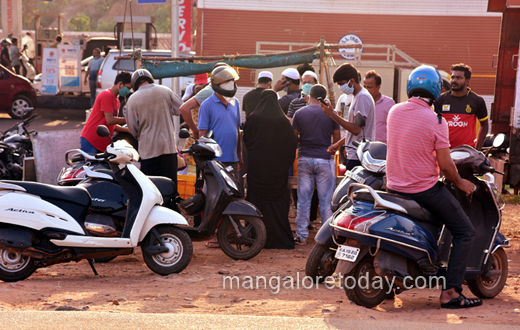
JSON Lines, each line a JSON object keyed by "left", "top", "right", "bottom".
{"left": 205, "top": 241, "right": 220, "bottom": 249}
{"left": 441, "top": 294, "right": 482, "bottom": 309}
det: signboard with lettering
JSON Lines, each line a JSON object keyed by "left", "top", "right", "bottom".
{"left": 58, "top": 45, "right": 81, "bottom": 92}
{"left": 41, "top": 48, "right": 59, "bottom": 94}
{"left": 338, "top": 34, "right": 363, "bottom": 60}
{"left": 179, "top": 0, "right": 192, "bottom": 52}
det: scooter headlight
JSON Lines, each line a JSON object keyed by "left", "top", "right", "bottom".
{"left": 361, "top": 152, "right": 386, "bottom": 173}
{"left": 208, "top": 143, "right": 223, "bottom": 158}
{"left": 220, "top": 169, "right": 238, "bottom": 191}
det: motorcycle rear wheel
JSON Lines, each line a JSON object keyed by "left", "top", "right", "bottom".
{"left": 0, "top": 249, "right": 37, "bottom": 282}
{"left": 468, "top": 247, "right": 508, "bottom": 299}
{"left": 142, "top": 225, "right": 193, "bottom": 275}
{"left": 217, "top": 215, "right": 266, "bottom": 260}
{"left": 344, "top": 255, "right": 387, "bottom": 308}
{"left": 305, "top": 243, "right": 337, "bottom": 283}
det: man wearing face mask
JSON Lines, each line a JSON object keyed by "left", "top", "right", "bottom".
{"left": 198, "top": 66, "right": 243, "bottom": 180}
{"left": 0, "top": 38, "right": 13, "bottom": 71}
{"left": 273, "top": 68, "right": 301, "bottom": 115}
{"left": 85, "top": 48, "right": 104, "bottom": 108}
{"left": 242, "top": 71, "right": 273, "bottom": 118}
{"left": 80, "top": 71, "right": 132, "bottom": 153}
{"left": 320, "top": 63, "right": 375, "bottom": 170}
{"left": 287, "top": 70, "right": 318, "bottom": 122}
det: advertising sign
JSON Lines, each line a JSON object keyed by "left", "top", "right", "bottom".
{"left": 338, "top": 34, "right": 363, "bottom": 60}
{"left": 179, "top": 0, "right": 192, "bottom": 52}
{"left": 41, "top": 48, "right": 59, "bottom": 94}
{"left": 58, "top": 45, "right": 82, "bottom": 92}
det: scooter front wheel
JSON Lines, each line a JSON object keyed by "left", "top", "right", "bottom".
{"left": 217, "top": 215, "right": 266, "bottom": 260}
{"left": 0, "top": 249, "right": 37, "bottom": 282}
{"left": 305, "top": 243, "right": 337, "bottom": 283}
{"left": 467, "top": 247, "right": 508, "bottom": 299}
{"left": 141, "top": 225, "right": 193, "bottom": 276}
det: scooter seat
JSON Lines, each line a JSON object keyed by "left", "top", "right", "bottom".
{"left": 149, "top": 176, "right": 176, "bottom": 197}
{"left": 2, "top": 180, "right": 91, "bottom": 207}
{"left": 353, "top": 190, "right": 438, "bottom": 224}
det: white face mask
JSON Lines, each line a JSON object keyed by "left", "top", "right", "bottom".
{"left": 220, "top": 80, "right": 235, "bottom": 91}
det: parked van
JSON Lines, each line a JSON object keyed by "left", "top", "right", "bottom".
{"left": 96, "top": 49, "right": 194, "bottom": 96}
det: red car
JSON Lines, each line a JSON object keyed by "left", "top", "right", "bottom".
{"left": 0, "top": 64, "right": 37, "bottom": 119}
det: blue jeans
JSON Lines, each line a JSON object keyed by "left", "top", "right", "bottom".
{"left": 89, "top": 79, "right": 97, "bottom": 108}
{"left": 80, "top": 137, "right": 101, "bottom": 154}
{"left": 295, "top": 157, "right": 336, "bottom": 241}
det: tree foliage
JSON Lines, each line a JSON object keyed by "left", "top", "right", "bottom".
{"left": 68, "top": 14, "right": 91, "bottom": 32}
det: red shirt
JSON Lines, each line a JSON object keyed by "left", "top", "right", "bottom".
{"left": 436, "top": 89, "right": 488, "bottom": 148}
{"left": 80, "top": 89, "right": 120, "bottom": 151}
{"left": 386, "top": 98, "right": 450, "bottom": 194}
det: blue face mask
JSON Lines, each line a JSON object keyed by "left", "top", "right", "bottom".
{"left": 302, "top": 83, "right": 313, "bottom": 95}
{"left": 119, "top": 86, "right": 131, "bottom": 97}
{"left": 339, "top": 81, "right": 354, "bottom": 95}
{"left": 93, "top": 56, "right": 99, "bottom": 60}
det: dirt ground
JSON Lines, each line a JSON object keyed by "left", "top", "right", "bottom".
{"left": 1, "top": 204, "right": 520, "bottom": 326}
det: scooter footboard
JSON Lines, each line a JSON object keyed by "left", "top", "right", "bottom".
{"left": 138, "top": 206, "right": 189, "bottom": 243}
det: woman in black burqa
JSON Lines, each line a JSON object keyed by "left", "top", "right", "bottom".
{"left": 243, "top": 89, "right": 297, "bottom": 249}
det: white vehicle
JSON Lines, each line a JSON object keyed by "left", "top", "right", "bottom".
{"left": 0, "top": 125, "right": 193, "bottom": 282}
{"left": 96, "top": 49, "right": 194, "bottom": 96}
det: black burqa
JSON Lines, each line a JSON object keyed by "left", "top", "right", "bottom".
{"left": 243, "top": 90, "right": 297, "bottom": 249}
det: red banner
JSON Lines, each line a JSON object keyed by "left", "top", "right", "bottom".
{"left": 179, "top": 0, "right": 191, "bottom": 52}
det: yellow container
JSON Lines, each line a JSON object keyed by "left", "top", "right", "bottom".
{"left": 177, "top": 174, "right": 196, "bottom": 199}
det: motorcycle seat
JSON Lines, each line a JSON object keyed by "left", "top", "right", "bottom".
{"left": 149, "top": 176, "right": 176, "bottom": 197}
{"left": 353, "top": 190, "right": 437, "bottom": 224}
{"left": 2, "top": 180, "right": 91, "bottom": 207}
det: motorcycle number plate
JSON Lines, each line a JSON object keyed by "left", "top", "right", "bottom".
{"left": 335, "top": 245, "right": 360, "bottom": 262}
{"left": 346, "top": 170, "right": 365, "bottom": 184}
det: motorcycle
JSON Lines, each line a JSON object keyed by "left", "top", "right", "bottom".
{"left": 305, "top": 112, "right": 386, "bottom": 282}
{"left": 0, "top": 113, "right": 38, "bottom": 180}
{"left": 0, "top": 125, "right": 193, "bottom": 282}
{"left": 178, "top": 128, "right": 266, "bottom": 260}
{"left": 328, "top": 135, "right": 510, "bottom": 308}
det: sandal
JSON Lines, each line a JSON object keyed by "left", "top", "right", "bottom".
{"left": 441, "top": 294, "right": 482, "bottom": 309}
{"left": 205, "top": 241, "right": 220, "bottom": 249}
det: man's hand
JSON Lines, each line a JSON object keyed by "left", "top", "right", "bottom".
{"left": 327, "top": 142, "right": 340, "bottom": 155}
{"left": 320, "top": 100, "right": 335, "bottom": 118}
{"left": 456, "top": 178, "right": 476, "bottom": 196}
{"left": 273, "top": 78, "right": 290, "bottom": 92}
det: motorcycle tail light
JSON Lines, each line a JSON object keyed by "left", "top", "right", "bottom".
{"left": 336, "top": 212, "right": 376, "bottom": 231}
{"left": 60, "top": 168, "right": 85, "bottom": 182}
{"left": 97, "top": 70, "right": 103, "bottom": 88}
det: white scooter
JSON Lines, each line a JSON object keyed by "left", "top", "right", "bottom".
{"left": 20, "top": 45, "right": 36, "bottom": 81}
{"left": 0, "top": 125, "right": 193, "bottom": 282}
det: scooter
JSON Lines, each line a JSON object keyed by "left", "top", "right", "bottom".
{"left": 0, "top": 125, "right": 193, "bottom": 282}
{"left": 305, "top": 112, "right": 386, "bottom": 282}
{"left": 178, "top": 129, "right": 266, "bottom": 260}
{"left": 328, "top": 136, "right": 510, "bottom": 308}
{"left": 20, "top": 45, "right": 36, "bottom": 81}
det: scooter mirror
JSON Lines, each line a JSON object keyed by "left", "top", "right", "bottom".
{"left": 493, "top": 133, "right": 506, "bottom": 148}
{"left": 179, "top": 129, "right": 190, "bottom": 139}
{"left": 206, "top": 130, "right": 214, "bottom": 139}
{"left": 355, "top": 112, "right": 366, "bottom": 128}
{"left": 96, "top": 125, "right": 110, "bottom": 138}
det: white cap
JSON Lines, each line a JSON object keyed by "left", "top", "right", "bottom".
{"left": 258, "top": 71, "right": 273, "bottom": 80}
{"left": 182, "top": 84, "right": 195, "bottom": 102}
{"left": 302, "top": 70, "right": 318, "bottom": 82}
{"left": 281, "top": 68, "right": 300, "bottom": 80}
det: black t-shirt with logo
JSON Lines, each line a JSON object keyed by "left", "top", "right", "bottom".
{"left": 435, "top": 89, "right": 488, "bottom": 148}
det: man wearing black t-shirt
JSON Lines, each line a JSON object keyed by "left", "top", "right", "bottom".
{"left": 435, "top": 63, "right": 488, "bottom": 149}
{"left": 242, "top": 71, "right": 272, "bottom": 118}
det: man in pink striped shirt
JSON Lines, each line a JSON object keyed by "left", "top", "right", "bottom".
{"left": 386, "top": 65, "right": 481, "bottom": 309}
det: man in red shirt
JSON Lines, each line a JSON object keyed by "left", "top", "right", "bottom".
{"left": 80, "top": 71, "right": 132, "bottom": 153}
{"left": 435, "top": 63, "right": 489, "bottom": 149}
{"left": 387, "top": 65, "right": 481, "bottom": 309}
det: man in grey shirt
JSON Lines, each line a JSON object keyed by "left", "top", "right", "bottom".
{"left": 126, "top": 69, "right": 182, "bottom": 189}
{"left": 320, "top": 63, "right": 375, "bottom": 170}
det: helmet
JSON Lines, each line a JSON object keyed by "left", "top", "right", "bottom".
{"left": 211, "top": 66, "right": 239, "bottom": 97}
{"left": 131, "top": 69, "right": 154, "bottom": 91}
{"left": 406, "top": 65, "right": 442, "bottom": 101}
{"left": 1, "top": 38, "right": 12, "bottom": 46}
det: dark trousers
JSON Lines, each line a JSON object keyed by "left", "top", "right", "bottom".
{"left": 388, "top": 181, "right": 475, "bottom": 292}
{"left": 89, "top": 79, "right": 97, "bottom": 108}
{"left": 140, "top": 153, "right": 178, "bottom": 194}
{"left": 13, "top": 65, "right": 20, "bottom": 75}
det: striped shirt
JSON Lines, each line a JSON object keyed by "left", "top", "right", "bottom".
{"left": 386, "top": 98, "right": 450, "bottom": 194}
{"left": 287, "top": 96, "right": 307, "bottom": 118}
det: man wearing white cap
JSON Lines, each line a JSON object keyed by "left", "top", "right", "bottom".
{"left": 273, "top": 68, "right": 301, "bottom": 114}
{"left": 287, "top": 70, "right": 318, "bottom": 122}
{"left": 242, "top": 71, "right": 273, "bottom": 118}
